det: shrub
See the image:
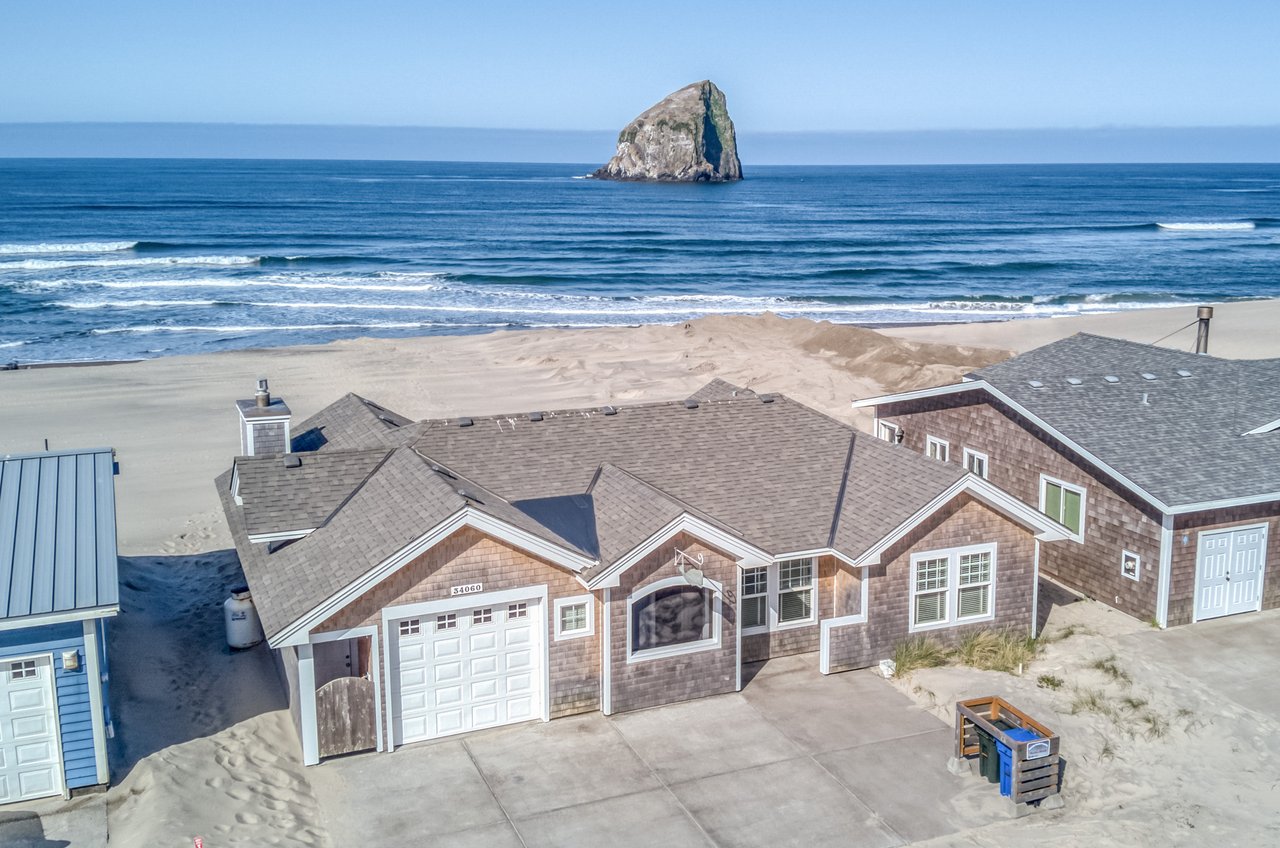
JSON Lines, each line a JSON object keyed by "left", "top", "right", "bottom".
{"left": 1037, "top": 673, "right": 1064, "bottom": 690}
{"left": 892, "top": 636, "right": 951, "bottom": 677}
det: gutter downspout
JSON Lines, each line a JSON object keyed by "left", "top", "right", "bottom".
{"left": 1156, "top": 514, "right": 1174, "bottom": 628}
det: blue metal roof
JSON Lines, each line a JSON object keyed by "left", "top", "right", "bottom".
{"left": 0, "top": 448, "right": 120, "bottom": 624}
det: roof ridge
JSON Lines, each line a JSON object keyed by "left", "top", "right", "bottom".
{"left": 826, "top": 433, "right": 858, "bottom": 549}
{"left": 314, "top": 448, "right": 396, "bottom": 530}
{"left": 409, "top": 390, "right": 782, "bottom": 430}
{"left": 591, "top": 462, "right": 753, "bottom": 541}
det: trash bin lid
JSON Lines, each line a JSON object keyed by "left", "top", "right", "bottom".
{"left": 1005, "top": 727, "right": 1041, "bottom": 742}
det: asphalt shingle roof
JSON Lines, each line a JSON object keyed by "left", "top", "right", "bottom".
{"left": 222, "top": 382, "right": 977, "bottom": 640}
{"left": 970, "top": 333, "right": 1280, "bottom": 507}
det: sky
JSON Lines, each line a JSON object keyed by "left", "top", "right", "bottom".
{"left": 2, "top": 1, "right": 1279, "bottom": 161}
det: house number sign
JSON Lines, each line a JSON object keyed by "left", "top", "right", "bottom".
{"left": 450, "top": 582, "right": 484, "bottom": 597}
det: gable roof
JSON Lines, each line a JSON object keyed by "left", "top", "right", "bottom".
{"left": 224, "top": 380, "right": 1065, "bottom": 643}
{"left": 859, "top": 333, "right": 1280, "bottom": 511}
{"left": 291, "top": 393, "right": 420, "bottom": 452}
{"left": 0, "top": 448, "right": 120, "bottom": 627}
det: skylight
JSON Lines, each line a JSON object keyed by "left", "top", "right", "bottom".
{"left": 1066, "top": 377, "right": 1083, "bottom": 386}
{"left": 1141, "top": 373, "right": 1158, "bottom": 381}
{"left": 1176, "top": 369, "right": 1193, "bottom": 377}
{"left": 1104, "top": 376, "right": 1120, "bottom": 383}
{"left": 1028, "top": 380, "right": 1045, "bottom": 388}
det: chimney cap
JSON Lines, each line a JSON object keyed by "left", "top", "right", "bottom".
{"left": 1197, "top": 305, "right": 1214, "bottom": 320}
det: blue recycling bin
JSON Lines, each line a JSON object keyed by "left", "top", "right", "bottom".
{"left": 996, "top": 727, "right": 1042, "bottom": 797}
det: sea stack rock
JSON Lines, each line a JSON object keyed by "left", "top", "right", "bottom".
{"left": 594, "top": 80, "right": 743, "bottom": 182}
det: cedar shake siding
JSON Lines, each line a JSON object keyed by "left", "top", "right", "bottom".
{"left": 315, "top": 527, "right": 601, "bottom": 721}
{"left": 741, "top": 556, "right": 838, "bottom": 663}
{"left": 825, "top": 495, "right": 1037, "bottom": 673}
{"left": 876, "top": 391, "right": 1164, "bottom": 622}
{"left": 1169, "top": 503, "right": 1280, "bottom": 626}
{"left": 609, "top": 533, "right": 738, "bottom": 714}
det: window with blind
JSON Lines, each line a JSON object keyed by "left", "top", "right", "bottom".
{"left": 739, "top": 557, "right": 818, "bottom": 632}
{"left": 778, "top": 558, "right": 815, "bottom": 623}
{"left": 909, "top": 544, "right": 997, "bottom": 631}
{"left": 1040, "top": 476, "right": 1085, "bottom": 541}
{"left": 741, "top": 566, "right": 768, "bottom": 630}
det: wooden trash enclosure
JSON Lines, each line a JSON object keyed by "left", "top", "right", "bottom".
{"left": 316, "top": 676, "right": 378, "bottom": 759}
{"left": 955, "top": 695, "right": 1061, "bottom": 804}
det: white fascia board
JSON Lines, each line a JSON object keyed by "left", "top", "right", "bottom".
{"left": 247, "top": 528, "right": 316, "bottom": 544}
{"left": 586, "top": 514, "right": 772, "bottom": 589}
{"left": 852, "top": 476, "right": 1069, "bottom": 568}
{"left": 1167, "top": 491, "right": 1280, "bottom": 515}
{"left": 857, "top": 380, "right": 1177, "bottom": 516}
{"left": 237, "top": 414, "right": 292, "bottom": 424}
{"left": 271, "top": 507, "right": 596, "bottom": 648}
{"left": 770, "top": 548, "right": 860, "bottom": 568}
{"left": 1242, "top": 417, "right": 1280, "bottom": 436}
{"left": 852, "top": 381, "right": 981, "bottom": 409}
{"left": 0, "top": 604, "right": 120, "bottom": 632}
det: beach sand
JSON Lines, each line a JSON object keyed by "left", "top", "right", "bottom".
{"left": 4, "top": 298, "right": 1279, "bottom": 846}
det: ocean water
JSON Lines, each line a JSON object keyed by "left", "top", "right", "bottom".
{"left": 1, "top": 159, "right": 1278, "bottom": 362}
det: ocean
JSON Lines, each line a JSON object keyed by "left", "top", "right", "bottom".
{"left": 1, "top": 159, "right": 1277, "bottom": 363}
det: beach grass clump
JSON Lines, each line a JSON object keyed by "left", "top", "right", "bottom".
{"left": 1120, "top": 695, "right": 1149, "bottom": 712}
{"left": 1039, "top": 623, "right": 1089, "bottom": 644}
{"left": 1090, "top": 654, "right": 1132, "bottom": 685}
{"left": 892, "top": 636, "right": 951, "bottom": 677}
{"left": 955, "top": 629, "right": 1038, "bottom": 674}
{"left": 1140, "top": 711, "right": 1170, "bottom": 740}
{"left": 1037, "top": 673, "right": 1064, "bottom": 690}
{"left": 1070, "top": 687, "right": 1119, "bottom": 720}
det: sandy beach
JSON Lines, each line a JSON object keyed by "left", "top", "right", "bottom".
{"left": 4, "top": 300, "right": 1280, "bottom": 847}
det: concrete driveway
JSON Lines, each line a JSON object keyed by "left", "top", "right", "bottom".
{"left": 310, "top": 653, "right": 1009, "bottom": 848}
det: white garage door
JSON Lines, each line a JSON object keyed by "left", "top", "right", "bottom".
{"left": 0, "top": 655, "right": 64, "bottom": 804}
{"left": 394, "top": 600, "right": 541, "bottom": 744}
{"left": 1196, "top": 524, "right": 1268, "bottom": 621}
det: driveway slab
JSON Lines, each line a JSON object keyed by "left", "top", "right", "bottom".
{"left": 463, "top": 713, "right": 660, "bottom": 818}
{"left": 670, "top": 757, "right": 904, "bottom": 848}
{"left": 816, "top": 727, "right": 1002, "bottom": 843}
{"left": 742, "top": 659, "right": 943, "bottom": 754}
{"left": 515, "top": 787, "right": 713, "bottom": 848}
{"left": 611, "top": 694, "right": 802, "bottom": 783}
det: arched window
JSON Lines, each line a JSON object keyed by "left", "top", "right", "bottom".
{"left": 627, "top": 576, "right": 722, "bottom": 662}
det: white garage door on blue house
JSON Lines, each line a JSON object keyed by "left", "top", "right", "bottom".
{"left": 0, "top": 448, "right": 121, "bottom": 803}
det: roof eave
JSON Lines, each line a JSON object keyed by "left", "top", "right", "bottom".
{"left": 0, "top": 604, "right": 120, "bottom": 632}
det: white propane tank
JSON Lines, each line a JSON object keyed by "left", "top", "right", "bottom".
{"left": 225, "top": 586, "right": 264, "bottom": 650}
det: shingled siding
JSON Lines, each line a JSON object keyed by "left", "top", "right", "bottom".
{"left": 251, "top": 421, "right": 288, "bottom": 455}
{"left": 1169, "top": 503, "right": 1280, "bottom": 626}
{"left": 741, "top": 556, "right": 838, "bottom": 663}
{"left": 826, "top": 496, "right": 1037, "bottom": 673}
{"left": 876, "top": 393, "right": 1164, "bottom": 622}
{"left": 609, "top": 533, "right": 738, "bottom": 714}
{"left": 315, "top": 527, "right": 601, "bottom": 728}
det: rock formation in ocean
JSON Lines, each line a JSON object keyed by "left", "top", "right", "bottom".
{"left": 593, "top": 81, "right": 743, "bottom": 182}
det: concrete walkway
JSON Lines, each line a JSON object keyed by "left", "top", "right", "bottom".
{"left": 311, "top": 653, "right": 1008, "bottom": 848}
{"left": 0, "top": 792, "right": 107, "bottom": 848}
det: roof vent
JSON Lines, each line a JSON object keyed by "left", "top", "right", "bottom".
{"left": 1028, "top": 380, "right": 1045, "bottom": 389}
{"left": 1141, "top": 372, "right": 1158, "bottom": 381}
{"left": 282, "top": 454, "right": 302, "bottom": 469}
{"left": 1104, "top": 376, "right": 1120, "bottom": 384}
{"left": 1066, "top": 377, "right": 1083, "bottom": 386}
{"left": 528, "top": 411, "right": 544, "bottom": 422}
{"left": 429, "top": 463, "right": 456, "bottom": 479}
{"left": 601, "top": 405, "right": 617, "bottom": 416}
{"left": 684, "top": 399, "right": 700, "bottom": 409}
{"left": 456, "top": 488, "right": 483, "bottom": 504}
{"left": 1176, "top": 369, "right": 1193, "bottom": 377}
{"left": 760, "top": 394, "right": 776, "bottom": 404}
{"left": 457, "top": 417, "right": 474, "bottom": 428}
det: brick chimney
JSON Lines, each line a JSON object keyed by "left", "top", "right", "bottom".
{"left": 235, "top": 377, "right": 292, "bottom": 456}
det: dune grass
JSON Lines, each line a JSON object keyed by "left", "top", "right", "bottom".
{"left": 1090, "top": 654, "right": 1132, "bottom": 685}
{"left": 955, "top": 629, "right": 1039, "bottom": 673}
{"left": 892, "top": 636, "right": 951, "bottom": 678}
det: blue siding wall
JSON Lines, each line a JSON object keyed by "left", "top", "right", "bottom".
{"left": 0, "top": 622, "right": 104, "bottom": 789}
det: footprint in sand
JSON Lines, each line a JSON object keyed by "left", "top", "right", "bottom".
{"left": 235, "top": 811, "right": 262, "bottom": 825}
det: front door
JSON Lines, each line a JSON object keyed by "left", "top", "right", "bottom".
{"left": 1195, "top": 524, "right": 1268, "bottom": 621}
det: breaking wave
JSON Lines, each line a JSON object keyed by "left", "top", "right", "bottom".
{"left": 0, "top": 241, "right": 138, "bottom": 255}
{"left": 0, "top": 255, "right": 261, "bottom": 270}
{"left": 1156, "top": 222, "right": 1256, "bottom": 231}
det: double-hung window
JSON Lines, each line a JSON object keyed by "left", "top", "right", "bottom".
{"left": 1040, "top": 475, "right": 1086, "bottom": 542}
{"left": 926, "top": 436, "right": 950, "bottom": 462}
{"left": 910, "top": 543, "right": 997, "bottom": 631}
{"left": 741, "top": 557, "right": 818, "bottom": 633}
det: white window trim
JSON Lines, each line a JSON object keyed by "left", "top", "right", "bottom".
{"left": 1039, "top": 474, "right": 1087, "bottom": 543}
{"left": 626, "top": 575, "right": 723, "bottom": 663}
{"left": 876, "top": 420, "right": 901, "bottom": 443}
{"left": 1121, "top": 550, "right": 1141, "bottom": 582}
{"left": 740, "top": 557, "right": 819, "bottom": 635}
{"left": 926, "top": 435, "right": 950, "bottom": 463}
{"left": 554, "top": 594, "right": 595, "bottom": 640}
{"left": 909, "top": 542, "right": 998, "bottom": 633}
{"left": 740, "top": 565, "right": 770, "bottom": 635}
{"left": 962, "top": 448, "right": 989, "bottom": 479}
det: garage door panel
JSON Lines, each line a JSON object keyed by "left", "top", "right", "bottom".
{"left": 11, "top": 716, "right": 51, "bottom": 739}
{"left": 0, "top": 655, "right": 63, "bottom": 803}
{"left": 394, "top": 598, "right": 543, "bottom": 745}
{"left": 15, "top": 741, "right": 55, "bottom": 766}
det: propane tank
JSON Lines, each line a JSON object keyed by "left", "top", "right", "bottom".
{"left": 225, "top": 586, "right": 264, "bottom": 649}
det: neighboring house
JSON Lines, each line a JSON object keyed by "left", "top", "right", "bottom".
{"left": 0, "top": 448, "right": 119, "bottom": 804}
{"left": 217, "top": 379, "right": 1066, "bottom": 766}
{"left": 856, "top": 333, "right": 1280, "bottom": 629}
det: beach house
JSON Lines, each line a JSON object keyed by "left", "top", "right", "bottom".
{"left": 217, "top": 379, "right": 1068, "bottom": 765}
{"left": 0, "top": 448, "right": 119, "bottom": 803}
{"left": 855, "top": 333, "right": 1280, "bottom": 629}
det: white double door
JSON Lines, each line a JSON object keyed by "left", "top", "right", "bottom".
{"left": 1196, "top": 524, "right": 1268, "bottom": 621}
{"left": 394, "top": 597, "right": 541, "bottom": 745}
{"left": 0, "top": 654, "right": 64, "bottom": 804}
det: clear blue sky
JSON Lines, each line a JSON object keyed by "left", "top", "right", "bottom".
{"left": 4, "top": 0, "right": 1279, "bottom": 132}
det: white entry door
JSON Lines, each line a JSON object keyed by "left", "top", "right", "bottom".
{"left": 0, "top": 655, "right": 64, "bottom": 804}
{"left": 394, "top": 599, "right": 540, "bottom": 745}
{"left": 1196, "top": 525, "right": 1268, "bottom": 621}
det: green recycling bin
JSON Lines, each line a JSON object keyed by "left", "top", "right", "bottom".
{"left": 977, "top": 730, "right": 999, "bottom": 783}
